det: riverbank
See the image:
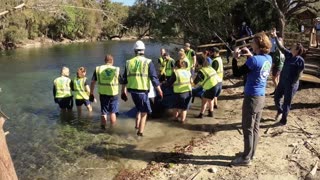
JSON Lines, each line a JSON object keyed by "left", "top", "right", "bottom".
{"left": 0, "top": 35, "right": 148, "bottom": 51}
{"left": 114, "top": 67, "right": 320, "bottom": 180}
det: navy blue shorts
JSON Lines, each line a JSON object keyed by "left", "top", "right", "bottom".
{"left": 100, "top": 95, "right": 119, "bottom": 115}
{"left": 202, "top": 82, "right": 222, "bottom": 100}
{"left": 75, "top": 99, "right": 91, "bottom": 106}
{"left": 56, "top": 97, "right": 73, "bottom": 110}
{"left": 174, "top": 91, "right": 192, "bottom": 110}
{"left": 131, "top": 92, "right": 152, "bottom": 113}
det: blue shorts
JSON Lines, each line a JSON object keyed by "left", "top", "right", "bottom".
{"left": 100, "top": 95, "right": 119, "bottom": 115}
{"left": 131, "top": 92, "right": 152, "bottom": 113}
{"left": 56, "top": 97, "right": 73, "bottom": 110}
{"left": 174, "top": 91, "right": 192, "bottom": 110}
{"left": 75, "top": 99, "right": 91, "bottom": 106}
{"left": 202, "top": 82, "right": 222, "bottom": 100}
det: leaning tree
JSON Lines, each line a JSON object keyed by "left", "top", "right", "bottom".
{"left": 269, "top": 0, "right": 320, "bottom": 37}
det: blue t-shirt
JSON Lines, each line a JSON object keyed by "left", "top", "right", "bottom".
{"left": 206, "top": 57, "right": 212, "bottom": 65}
{"left": 244, "top": 55, "right": 272, "bottom": 96}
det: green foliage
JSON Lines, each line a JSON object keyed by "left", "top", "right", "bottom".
{"left": 3, "top": 26, "right": 28, "bottom": 43}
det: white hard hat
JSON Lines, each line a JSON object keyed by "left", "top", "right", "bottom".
{"left": 133, "top": 40, "right": 145, "bottom": 50}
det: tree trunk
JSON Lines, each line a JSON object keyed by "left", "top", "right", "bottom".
{"left": 0, "top": 117, "right": 18, "bottom": 180}
{"left": 278, "top": 16, "right": 286, "bottom": 38}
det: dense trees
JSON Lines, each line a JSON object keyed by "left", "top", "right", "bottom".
{"left": 0, "top": 0, "right": 319, "bottom": 49}
{"left": 0, "top": 0, "right": 128, "bottom": 49}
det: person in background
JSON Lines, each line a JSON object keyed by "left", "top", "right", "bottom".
{"left": 164, "top": 59, "right": 192, "bottom": 123}
{"left": 210, "top": 47, "right": 223, "bottom": 109}
{"left": 194, "top": 55, "right": 221, "bottom": 118}
{"left": 271, "top": 29, "right": 305, "bottom": 126}
{"left": 53, "top": 66, "right": 73, "bottom": 112}
{"left": 90, "top": 55, "right": 120, "bottom": 129}
{"left": 73, "top": 67, "right": 92, "bottom": 114}
{"left": 121, "top": 40, "right": 163, "bottom": 136}
{"left": 158, "top": 48, "right": 166, "bottom": 81}
{"left": 240, "top": 22, "right": 253, "bottom": 38}
{"left": 270, "top": 35, "right": 285, "bottom": 96}
{"left": 231, "top": 32, "right": 272, "bottom": 166}
{"left": 184, "top": 43, "right": 197, "bottom": 73}
{"left": 178, "top": 48, "right": 189, "bottom": 69}
{"left": 203, "top": 49, "right": 212, "bottom": 65}
{"left": 161, "top": 53, "right": 175, "bottom": 81}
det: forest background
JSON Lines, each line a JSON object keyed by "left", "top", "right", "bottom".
{"left": 0, "top": 0, "right": 319, "bottom": 50}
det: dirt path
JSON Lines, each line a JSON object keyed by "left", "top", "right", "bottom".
{"left": 115, "top": 67, "right": 320, "bottom": 180}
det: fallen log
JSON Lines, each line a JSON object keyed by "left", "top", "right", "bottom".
{"left": 0, "top": 117, "right": 18, "bottom": 180}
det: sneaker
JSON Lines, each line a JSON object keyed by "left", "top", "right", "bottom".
{"left": 214, "top": 105, "right": 218, "bottom": 109}
{"left": 275, "top": 113, "right": 282, "bottom": 121}
{"left": 100, "top": 125, "right": 106, "bottom": 130}
{"left": 208, "top": 111, "right": 213, "bottom": 117}
{"left": 230, "top": 157, "right": 251, "bottom": 166}
{"left": 195, "top": 113, "right": 203, "bottom": 119}
{"left": 137, "top": 132, "right": 143, "bottom": 136}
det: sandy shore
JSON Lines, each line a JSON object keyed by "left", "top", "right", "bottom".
{"left": 114, "top": 66, "right": 320, "bottom": 180}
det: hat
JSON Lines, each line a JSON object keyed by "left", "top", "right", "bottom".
{"left": 210, "top": 47, "right": 220, "bottom": 53}
{"left": 133, "top": 40, "right": 145, "bottom": 50}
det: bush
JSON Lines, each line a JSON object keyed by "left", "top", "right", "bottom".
{"left": 4, "top": 26, "right": 28, "bottom": 44}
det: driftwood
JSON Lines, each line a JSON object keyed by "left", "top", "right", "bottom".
{"left": 304, "top": 141, "right": 320, "bottom": 159}
{"left": 305, "top": 161, "right": 318, "bottom": 180}
{"left": 0, "top": 117, "right": 18, "bottom": 180}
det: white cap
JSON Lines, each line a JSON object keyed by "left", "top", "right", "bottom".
{"left": 242, "top": 22, "right": 246, "bottom": 26}
{"left": 133, "top": 40, "right": 145, "bottom": 50}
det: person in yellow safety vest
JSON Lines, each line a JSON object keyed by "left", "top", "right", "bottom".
{"left": 158, "top": 48, "right": 166, "bottom": 77}
{"left": 73, "top": 67, "right": 92, "bottom": 115}
{"left": 193, "top": 55, "right": 222, "bottom": 118}
{"left": 159, "top": 53, "right": 175, "bottom": 81}
{"left": 184, "top": 43, "right": 197, "bottom": 74}
{"left": 164, "top": 59, "right": 192, "bottom": 123}
{"left": 178, "top": 49, "right": 189, "bottom": 69}
{"left": 90, "top": 55, "right": 120, "bottom": 130}
{"left": 53, "top": 66, "right": 73, "bottom": 111}
{"left": 209, "top": 47, "right": 224, "bottom": 109}
{"left": 121, "top": 40, "right": 163, "bottom": 137}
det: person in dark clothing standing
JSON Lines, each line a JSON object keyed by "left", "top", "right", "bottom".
{"left": 226, "top": 32, "right": 237, "bottom": 64}
{"left": 231, "top": 32, "right": 272, "bottom": 166}
{"left": 271, "top": 29, "right": 305, "bottom": 125}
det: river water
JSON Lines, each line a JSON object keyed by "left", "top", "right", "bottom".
{"left": 0, "top": 41, "right": 205, "bottom": 179}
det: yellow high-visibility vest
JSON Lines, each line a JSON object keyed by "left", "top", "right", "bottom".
{"left": 73, "top": 77, "right": 89, "bottom": 100}
{"left": 212, "top": 56, "right": 224, "bottom": 81}
{"left": 96, "top": 64, "right": 119, "bottom": 96}
{"left": 173, "top": 69, "right": 192, "bottom": 93}
{"left": 126, "top": 56, "right": 151, "bottom": 91}
{"left": 199, "top": 67, "right": 221, "bottom": 90}
{"left": 54, "top": 76, "right": 72, "bottom": 98}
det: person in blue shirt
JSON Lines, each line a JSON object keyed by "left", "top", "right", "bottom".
{"left": 231, "top": 32, "right": 272, "bottom": 166}
{"left": 270, "top": 29, "right": 305, "bottom": 126}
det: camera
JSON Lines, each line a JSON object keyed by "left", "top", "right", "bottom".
{"left": 239, "top": 49, "right": 247, "bottom": 55}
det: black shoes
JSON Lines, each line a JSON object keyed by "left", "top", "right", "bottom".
{"left": 208, "top": 111, "right": 213, "bottom": 117}
{"left": 137, "top": 132, "right": 143, "bottom": 136}
{"left": 214, "top": 105, "right": 218, "bottom": 109}
{"left": 101, "top": 125, "right": 106, "bottom": 130}
{"left": 195, "top": 113, "right": 203, "bottom": 118}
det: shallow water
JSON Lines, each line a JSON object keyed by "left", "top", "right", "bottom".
{"left": 0, "top": 41, "right": 205, "bottom": 179}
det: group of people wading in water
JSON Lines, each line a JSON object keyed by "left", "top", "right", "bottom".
{"left": 53, "top": 28, "right": 305, "bottom": 166}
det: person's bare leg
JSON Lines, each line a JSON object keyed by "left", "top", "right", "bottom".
{"left": 135, "top": 112, "right": 141, "bottom": 129}
{"left": 101, "top": 115, "right": 107, "bottom": 129}
{"left": 200, "top": 99, "right": 209, "bottom": 114}
{"left": 210, "top": 99, "right": 215, "bottom": 111}
{"left": 173, "top": 108, "right": 179, "bottom": 120}
{"left": 138, "top": 112, "right": 148, "bottom": 134}
{"left": 86, "top": 104, "right": 92, "bottom": 112}
{"left": 77, "top": 106, "right": 82, "bottom": 116}
{"left": 180, "top": 110, "right": 187, "bottom": 123}
{"left": 109, "top": 113, "right": 116, "bottom": 127}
